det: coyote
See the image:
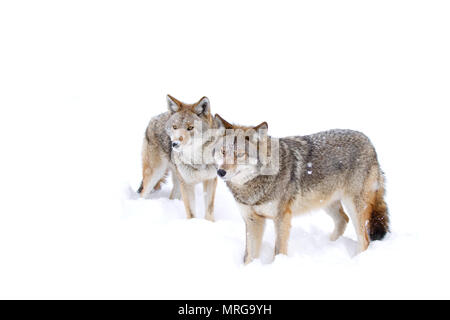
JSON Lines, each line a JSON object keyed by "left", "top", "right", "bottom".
{"left": 214, "top": 115, "right": 389, "bottom": 264}
{"left": 138, "top": 95, "right": 218, "bottom": 221}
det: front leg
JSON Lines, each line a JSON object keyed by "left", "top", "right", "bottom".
{"left": 202, "top": 178, "right": 217, "bottom": 222}
{"left": 274, "top": 205, "right": 292, "bottom": 257}
{"left": 239, "top": 205, "right": 266, "bottom": 264}
{"left": 179, "top": 181, "right": 196, "bottom": 219}
{"left": 169, "top": 171, "right": 181, "bottom": 200}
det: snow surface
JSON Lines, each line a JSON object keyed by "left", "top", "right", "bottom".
{"left": 1, "top": 1, "right": 450, "bottom": 299}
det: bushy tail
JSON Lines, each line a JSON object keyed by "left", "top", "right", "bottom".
{"left": 368, "top": 176, "right": 389, "bottom": 241}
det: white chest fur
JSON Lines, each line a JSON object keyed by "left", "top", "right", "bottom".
{"left": 173, "top": 143, "right": 217, "bottom": 184}
{"left": 179, "top": 163, "right": 217, "bottom": 184}
{"left": 252, "top": 200, "right": 280, "bottom": 219}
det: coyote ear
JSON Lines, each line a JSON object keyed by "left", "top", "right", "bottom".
{"left": 254, "top": 122, "right": 268, "bottom": 131}
{"left": 214, "top": 114, "right": 234, "bottom": 130}
{"left": 194, "top": 97, "right": 210, "bottom": 116}
{"left": 167, "top": 94, "right": 181, "bottom": 113}
{"left": 214, "top": 114, "right": 225, "bottom": 130}
{"left": 249, "top": 121, "right": 268, "bottom": 142}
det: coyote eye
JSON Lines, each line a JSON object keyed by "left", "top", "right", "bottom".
{"left": 221, "top": 149, "right": 226, "bottom": 156}
{"left": 187, "top": 126, "right": 194, "bottom": 131}
{"left": 172, "top": 125, "right": 177, "bottom": 130}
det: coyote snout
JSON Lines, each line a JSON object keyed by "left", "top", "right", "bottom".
{"left": 217, "top": 169, "right": 226, "bottom": 177}
{"left": 168, "top": 127, "right": 191, "bottom": 150}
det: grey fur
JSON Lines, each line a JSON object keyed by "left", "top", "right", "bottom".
{"left": 145, "top": 112, "right": 172, "bottom": 157}
{"left": 227, "top": 130, "right": 379, "bottom": 206}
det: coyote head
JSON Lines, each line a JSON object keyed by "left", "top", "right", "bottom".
{"left": 165, "top": 95, "right": 213, "bottom": 152}
{"left": 214, "top": 114, "right": 271, "bottom": 184}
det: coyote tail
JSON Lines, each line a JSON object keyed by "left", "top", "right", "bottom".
{"left": 368, "top": 174, "right": 389, "bottom": 241}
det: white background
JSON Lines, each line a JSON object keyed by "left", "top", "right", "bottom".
{"left": 0, "top": 0, "right": 449, "bottom": 299}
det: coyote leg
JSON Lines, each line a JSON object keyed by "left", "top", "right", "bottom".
{"left": 241, "top": 208, "right": 266, "bottom": 264}
{"left": 179, "top": 182, "right": 196, "bottom": 219}
{"left": 153, "top": 172, "right": 168, "bottom": 191}
{"left": 325, "top": 201, "right": 349, "bottom": 241}
{"left": 169, "top": 171, "right": 181, "bottom": 200}
{"left": 343, "top": 196, "right": 370, "bottom": 253}
{"left": 139, "top": 139, "right": 168, "bottom": 197}
{"left": 274, "top": 205, "right": 292, "bottom": 256}
{"left": 140, "top": 161, "right": 168, "bottom": 197}
{"left": 203, "top": 178, "right": 217, "bottom": 222}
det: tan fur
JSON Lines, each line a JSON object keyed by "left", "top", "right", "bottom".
{"left": 178, "top": 176, "right": 195, "bottom": 219}
{"left": 140, "top": 136, "right": 168, "bottom": 195}
{"left": 203, "top": 178, "right": 218, "bottom": 222}
{"left": 274, "top": 202, "right": 293, "bottom": 256}
{"left": 351, "top": 166, "right": 381, "bottom": 251}
{"left": 241, "top": 206, "right": 266, "bottom": 264}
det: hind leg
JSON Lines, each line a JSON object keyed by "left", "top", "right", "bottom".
{"left": 342, "top": 196, "right": 371, "bottom": 253}
{"left": 139, "top": 139, "right": 168, "bottom": 197}
{"left": 325, "top": 201, "right": 349, "bottom": 241}
{"left": 153, "top": 172, "right": 168, "bottom": 191}
{"left": 140, "top": 161, "right": 168, "bottom": 197}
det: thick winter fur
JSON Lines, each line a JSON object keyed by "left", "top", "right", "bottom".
{"left": 138, "top": 95, "right": 218, "bottom": 221}
{"left": 215, "top": 115, "right": 389, "bottom": 264}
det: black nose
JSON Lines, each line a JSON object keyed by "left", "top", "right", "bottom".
{"left": 217, "top": 169, "right": 226, "bottom": 177}
{"left": 172, "top": 142, "right": 179, "bottom": 148}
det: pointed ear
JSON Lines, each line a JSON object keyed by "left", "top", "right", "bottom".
{"left": 249, "top": 121, "right": 268, "bottom": 142}
{"left": 214, "top": 114, "right": 234, "bottom": 130}
{"left": 194, "top": 96, "right": 210, "bottom": 116}
{"left": 167, "top": 94, "right": 181, "bottom": 113}
{"left": 214, "top": 114, "right": 225, "bottom": 130}
{"left": 254, "top": 121, "right": 268, "bottom": 131}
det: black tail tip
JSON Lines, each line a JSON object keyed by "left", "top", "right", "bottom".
{"left": 369, "top": 223, "right": 388, "bottom": 241}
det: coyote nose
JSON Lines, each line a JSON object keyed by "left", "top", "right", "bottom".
{"left": 172, "top": 141, "right": 180, "bottom": 148}
{"left": 217, "top": 169, "right": 226, "bottom": 177}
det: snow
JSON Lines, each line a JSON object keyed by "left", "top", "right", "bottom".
{"left": 1, "top": 0, "right": 450, "bottom": 299}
